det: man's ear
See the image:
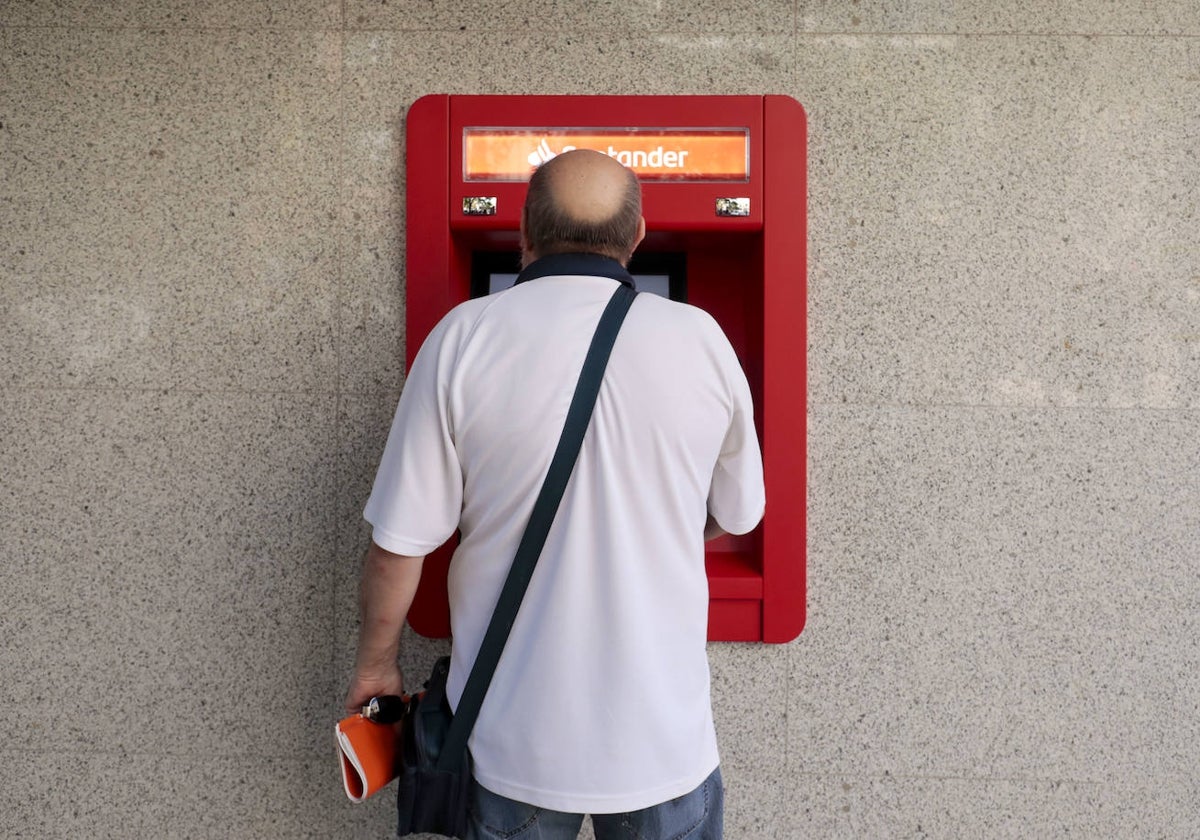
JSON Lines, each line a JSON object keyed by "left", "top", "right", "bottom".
{"left": 519, "top": 207, "right": 536, "bottom": 268}
{"left": 633, "top": 216, "right": 646, "bottom": 250}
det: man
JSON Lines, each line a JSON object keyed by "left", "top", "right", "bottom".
{"left": 346, "top": 149, "right": 764, "bottom": 839}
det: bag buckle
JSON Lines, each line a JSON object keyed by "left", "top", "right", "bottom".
{"left": 361, "top": 695, "right": 409, "bottom": 724}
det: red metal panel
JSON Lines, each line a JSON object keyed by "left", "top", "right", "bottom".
{"left": 761, "top": 96, "right": 808, "bottom": 642}
{"left": 405, "top": 94, "right": 452, "bottom": 370}
{"left": 401, "top": 95, "right": 806, "bottom": 643}
{"left": 403, "top": 95, "right": 456, "bottom": 638}
{"left": 708, "top": 599, "right": 764, "bottom": 643}
{"left": 449, "top": 96, "right": 763, "bottom": 234}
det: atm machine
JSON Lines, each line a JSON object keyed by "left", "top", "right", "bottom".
{"left": 403, "top": 94, "right": 806, "bottom": 643}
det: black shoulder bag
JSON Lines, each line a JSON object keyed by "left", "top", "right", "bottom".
{"left": 395, "top": 283, "right": 637, "bottom": 838}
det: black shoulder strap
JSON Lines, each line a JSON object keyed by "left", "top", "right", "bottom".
{"left": 436, "top": 282, "right": 637, "bottom": 772}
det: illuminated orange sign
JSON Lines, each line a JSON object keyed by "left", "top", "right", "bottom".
{"left": 463, "top": 128, "right": 750, "bottom": 182}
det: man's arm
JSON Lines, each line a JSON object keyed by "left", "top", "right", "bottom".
{"left": 344, "top": 541, "right": 425, "bottom": 713}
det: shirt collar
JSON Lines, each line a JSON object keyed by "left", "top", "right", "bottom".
{"left": 513, "top": 252, "right": 636, "bottom": 290}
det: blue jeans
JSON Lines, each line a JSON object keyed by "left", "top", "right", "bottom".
{"left": 466, "top": 767, "right": 723, "bottom": 840}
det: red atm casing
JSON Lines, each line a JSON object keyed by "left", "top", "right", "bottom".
{"left": 404, "top": 94, "right": 805, "bottom": 643}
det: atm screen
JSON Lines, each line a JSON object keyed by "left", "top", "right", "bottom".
{"left": 471, "top": 252, "right": 687, "bottom": 302}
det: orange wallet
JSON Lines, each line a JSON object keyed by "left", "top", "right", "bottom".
{"left": 335, "top": 713, "right": 398, "bottom": 802}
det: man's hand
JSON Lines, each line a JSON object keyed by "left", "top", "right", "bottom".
{"left": 345, "top": 662, "right": 406, "bottom": 714}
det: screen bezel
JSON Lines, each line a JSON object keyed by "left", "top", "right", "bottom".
{"left": 469, "top": 251, "right": 688, "bottom": 301}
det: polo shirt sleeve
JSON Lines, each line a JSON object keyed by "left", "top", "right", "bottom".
{"left": 363, "top": 317, "right": 464, "bottom": 557}
{"left": 707, "top": 342, "right": 766, "bottom": 536}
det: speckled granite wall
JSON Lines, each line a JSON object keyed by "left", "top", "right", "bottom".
{"left": 2, "top": 2, "right": 1198, "bottom": 837}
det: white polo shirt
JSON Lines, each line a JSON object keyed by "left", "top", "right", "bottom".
{"left": 364, "top": 259, "right": 764, "bottom": 813}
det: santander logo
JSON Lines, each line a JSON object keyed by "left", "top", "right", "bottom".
{"left": 527, "top": 139, "right": 557, "bottom": 166}
{"left": 527, "top": 139, "right": 691, "bottom": 170}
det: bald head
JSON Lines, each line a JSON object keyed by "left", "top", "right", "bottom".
{"left": 521, "top": 149, "right": 645, "bottom": 267}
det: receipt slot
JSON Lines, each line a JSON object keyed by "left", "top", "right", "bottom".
{"left": 403, "top": 95, "right": 806, "bottom": 643}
